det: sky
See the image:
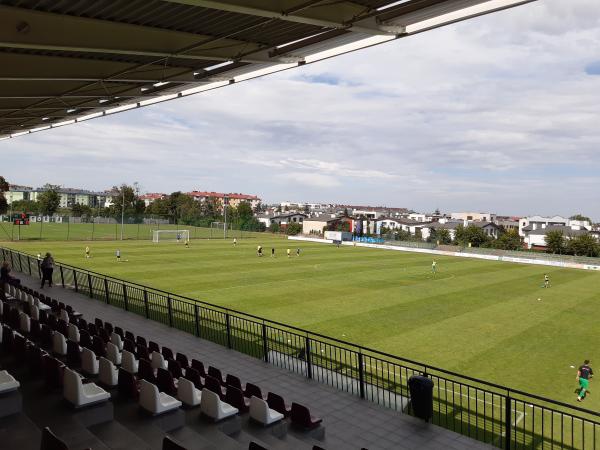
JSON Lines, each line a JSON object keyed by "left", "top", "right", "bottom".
{"left": 2, "top": 0, "right": 599, "bottom": 219}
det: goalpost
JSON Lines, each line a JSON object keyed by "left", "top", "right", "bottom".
{"left": 152, "top": 229, "right": 190, "bottom": 243}
{"left": 210, "top": 221, "right": 227, "bottom": 239}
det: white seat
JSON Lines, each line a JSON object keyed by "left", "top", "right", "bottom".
{"left": 121, "top": 350, "right": 138, "bottom": 374}
{"left": 200, "top": 388, "right": 238, "bottom": 421}
{"left": 151, "top": 351, "right": 167, "bottom": 370}
{"left": 99, "top": 357, "right": 119, "bottom": 387}
{"left": 81, "top": 347, "right": 99, "bottom": 375}
{"left": 106, "top": 342, "right": 121, "bottom": 366}
{"left": 110, "top": 332, "right": 123, "bottom": 351}
{"left": 177, "top": 377, "right": 202, "bottom": 407}
{"left": 59, "top": 309, "right": 70, "bottom": 324}
{"left": 139, "top": 380, "right": 182, "bottom": 415}
{"left": 19, "top": 312, "right": 30, "bottom": 334}
{"left": 52, "top": 332, "right": 67, "bottom": 356}
{"left": 36, "top": 299, "right": 51, "bottom": 311}
{"left": 27, "top": 294, "right": 35, "bottom": 307}
{"left": 30, "top": 304, "right": 39, "bottom": 321}
{"left": 0, "top": 370, "right": 20, "bottom": 394}
{"left": 68, "top": 323, "right": 80, "bottom": 343}
{"left": 249, "top": 396, "right": 284, "bottom": 426}
{"left": 20, "top": 290, "right": 27, "bottom": 302}
{"left": 63, "top": 368, "right": 110, "bottom": 408}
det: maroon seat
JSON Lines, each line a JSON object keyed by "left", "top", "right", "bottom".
{"left": 156, "top": 368, "right": 177, "bottom": 397}
{"left": 29, "top": 318, "right": 41, "bottom": 341}
{"left": 87, "top": 323, "right": 98, "bottom": 336}
{"left": 123, "top": 338, "right": 136, "bottom": 353}
{"left": 56, "top": 319, "right": 68, "bottom": 337}
{"left": 244, "top": 382, "right": 265, "bottom": 400}
{"left": 136, "top": 336, "right": 147, "bottom": 348}
{"left": 125, "top": 331, "right": 135, "bottom": 342}
{"left": 114, "top": 326, "right": 124, "bottom": 338}
{"left": 267, "top": 392, "right": 291, "bottom": 417}
{"left": 225, "top": 386, "right": 249, "bottom": 413}
{"left": 92, "top": 335, "right": 106, "bottom": 357}
{"left": 162, "top": 346, "right": 174, "bottom": 361}
{"left": 46, "top": 314, "right": 57, "bottom": 331}
{"left": 136, "top": 345, "right": 150, "bottom": 362}
{"left": 291, "top": 403, "right": 322, "bottom": 429}
{"left": 94, "top": 318, "right": 103, "bottom": 330}
{"left": 43, "top": 356, "right": 65, "bottom": 389}
{"left": 168, "top": 359, "right": 183, "bottom": 379}
{"left": 66, "top": 340, "right": 81, "bottom": 367}
{"left": 104, "top": 321, "right": 113, "bottom": 334}
{"left": 98, "top": 327, "right": 110, "bottom": 344}
{"left": 118, "top": 368, "right": 140, "bottom": 400}
{"left": 1, "top": 324, "right": 14, "bottom": 354}
{"left": 225, "top": 374, "right": 242, "bottom": 391}
{"left": 204, "top": 375, "right": 225, "bottom": 399}
{"left": 138, "top": 358, "right": 156, "bottom": 384}
{"left": 191, "top": 359, "right": 207, "bottom": 377}
{"left": 148, "top": 341, "right": 160, "bottom": 354}
{"left": 40, "top": 427, "right": 69, "bottom": 450}
{"left": 79, "top": 329, "right": 92, "bottom": 349}
{"left": 184, "top": 367, "right": 203, "bottom": 389}
{"left": 40, "top": 324, "right": 53, "bottom": 350}
{"left": 176, "top": 352, "right": 189, "bottom": 369}
{"left": 208, "top": 366, "right": 226, "bottom": 385}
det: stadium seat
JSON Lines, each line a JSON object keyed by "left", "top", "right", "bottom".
{"left": 177, "top": 377, "right": 202, "bottom": 407}
{"left": 149, "top": 341, "right": 160, "bottom": 354}
{"left": 200, "top": 388, "right": 238, "bottom": 422}
{"left": 59, "top": 309, "right": 69, "bottom": 324}
{"left": 225, "top": 386, "right": 250, "bottom": 414}
{"left": 106, "top": 342, "right": 121, "bottom": 366}
{"left": 43, "top": 356, "right": 65, "bottom": 389}
{"left": 267, "top": 392, "right": 291, "bottom": 418}
{"left": 249, "top": 396, "right": 284, "bottom": 426}
{"left": 162, "top": 346, "right": 174, "bottom": 361}
{"left": 94, "top": 318, "right": 103, "bottom": 330}
{"left": 56, "top": 319, "right": 68, "bottom": 337}
{"left": 244, "top": 382, "right": 265, "bottom": 400}
{"left": 99, "top": 357, "right": 119, "bottom": 387}
{"left": 139, "top": 380, "right": 181, "bottom": 416}
{"left": 66, "top": 340, "right": 82, "bottom": 367}
{"left": 63, "top": 367, "right": 110, "bottom": 408}
{"left": 208, "top": 366, "right": 226, "bottom": 385}
{"left": 14, "top": 334, "right": 28, "bottom": 364}
{"left": 136, "top": 336, "right": 147, "bottom": 349}
{"left": 204, "top": 375, "right": 225, "bottom": 399}
{"left": 67, "top": 323, "right": 79, "bottom": 343}
{"left": 31, "top": 304, "right": 39, "bottom": 321}
{"left": 104, "top": 321, "right": 113, "bottom": 334}
{"left": 110, "top": 332, "right": 123, "bottom": 351}
{"left": 19, "top": 312, "right": 30, "bottom": 334}
{"left": 151, "top": 351, "right": 168, "bottom": 370}
{"left": 52, "top": 332, "right": 67, "bottom": 356}
{"left": 92, "top": 335, "right": 106, "bottom": 358}
{"left": 168, "top": 359, "right": 183, "bottom": 379}
{"left": 122, "top": 350, "right": 139, "bottom": 374}
{"left": 137, "top": 345, "right": 150, "bottom": 362}
{"left": 98, "top": 327, "right": 110, "bottom": 344}
{"left": 184, "top": 368, "right": 203, "bottom": 390}
{"left": 291, "top": 403, "right": 322, "bottom": 430}
{"left": 139, "top": 358, "right": 157, "bottom": 384}
{"left": 40, "top": 324, "right": 53, "bottom": 350}
{"left": 191, "top": 359, "right": 207, "bottom": 377}
{"left": 40, "top": 427, "right": 68, "bottom": 450}
{"left": 0, "top": 370, "right": 20, "bottom": 394}
{"left": 114, "top": 326, "right": 124, "bottom": 338}
{"left": 226, "top": 374, "right": 242, "bottom": 391}
{"left": 81, "top": 347, "right": 99, "bottom": 376}
{"left": 29, "top": 319, "right": 40, "bottom": 342}
{"left": 176, "top": 352, "right": 189, "bottom": 369}
{"left": 157, "top": 368, "right": 177, "bottom": 397}
{"left": 123, "top": 338, "right": 136, "bottom": 353}
{"left": 125, "top": 331, "right": 135, "bottom": 342}
{"left": 118, "top": 368, "right": 139, "bottom": 400}
{"left": 163, "top": 435, "right": 187, "bottom": 450}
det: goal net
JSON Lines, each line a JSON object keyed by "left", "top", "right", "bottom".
{"left": 210, "top": 221, "right": 227, "bottom": 238}
{"left": 152, "top": 230, "right": 190, "bottom": 243}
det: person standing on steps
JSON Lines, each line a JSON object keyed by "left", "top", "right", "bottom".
{"left": 40, "top": 252, "right": 54, "bottom": 288}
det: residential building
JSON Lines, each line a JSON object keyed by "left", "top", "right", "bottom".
{"left": 7, "top": 185, "right": 108, "bottom": 209}
{"left": 139, "top": 193, "right": 166, "bottom": 207}
{"left": 522, "top": 226, "right": 595, "bottom": 249}
{"left": 450, "top": 212, "right": 497, "bottom": 222}
{"left": 470, "top": 221, "right": 501, "bottom": 239}
{"left": 518, "top": 215, "right": 590, "bottom": 237}
{"left": 187, "top": 191, "right": 261, "bottom": 210}
{"left": 421, "top": 221, "right": 463, "bottom": 241}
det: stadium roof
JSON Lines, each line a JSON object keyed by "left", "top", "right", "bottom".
{"left": 0, "top": 0, "right": 536, "bottom": 139}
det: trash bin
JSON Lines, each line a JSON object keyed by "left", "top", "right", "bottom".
{"left": 408, "top": 375, "right": 433, "bottom": 421}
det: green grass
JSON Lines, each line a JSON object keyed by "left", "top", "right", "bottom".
{"left": 4, "top": 237, "right": 600, "bottom": 411}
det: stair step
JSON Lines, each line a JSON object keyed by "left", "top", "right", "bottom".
{"left": 0, "top": 413, "right": 41, "bottom": 450}
{"left": 89, "top": 419, "right": 154, "bottom": 450}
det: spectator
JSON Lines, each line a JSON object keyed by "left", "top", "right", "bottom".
{"left": 40, "top": 252, "right": 54, "bottom": 288}
{"left": 1, "top": 260, "right": 19, "bottom": 286}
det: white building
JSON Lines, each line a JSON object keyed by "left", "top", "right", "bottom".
{"left": 7, "top": 185, "right": 108, "bottom": 209}
{"left": 450, "top": 212, "right": 497, "bottom": 223}
{"left": 519, "top": 216, "right": 591, "bottom": 237}
{"left": 522, "top": 226, "right": 593, "bottom": 249}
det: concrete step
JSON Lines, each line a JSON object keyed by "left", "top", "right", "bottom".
{"left": 0, "top": 412, "right": 41, "bottom": 450}
{"left": 89, "top": 419, "right": 155, "bottom": 450}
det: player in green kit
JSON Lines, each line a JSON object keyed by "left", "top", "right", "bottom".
{"left": 577, "top": 360, "right": 593, "bottom": 401}
{"left": 431, "top": 260, "right": 437, "bottom": 274}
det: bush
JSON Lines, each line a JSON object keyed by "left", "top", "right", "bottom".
{"left": 287, "top": 222, "right": 302, "bottom": 236}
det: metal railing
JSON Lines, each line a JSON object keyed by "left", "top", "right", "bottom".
{"left": 2, "top": 246, "right": 599, "bottom": 449}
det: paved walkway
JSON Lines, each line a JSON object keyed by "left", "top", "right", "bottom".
{"left": 18, "top": 272, "right": 492, "bottom": 450}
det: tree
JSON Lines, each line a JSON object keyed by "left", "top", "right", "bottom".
{"left": 269, "top": 222, "right": 280, "bottom": 233}
{"left": 570, "top": 214, "right": 591, "bottom": 223}
{"left": 287, "top": 222, "right": 302, "bottom": 236}
{"left": 71, "top": 203, "right": 92, "bottom": 217}
{"left": 38, "top": 187, "right": 61, "bottom": 216}
{"left": 567, "top": 233, "right": 600, "bottom": 257}
{"left": 10, "top": 199, "right": 39, "bottom": 214}
{"left": 544, "top": 229, "right": 565, "bottom": 254}
{"left": 303, "top": 204, "right": 310, "bottom": 214}
{"left": 109, "top": 184, "right": 145, "bottom": 221}
{"left": 454, "top": 224, "right": 490, "bottom": 247}
{"left": 145, "top": 197, "right": 170, "bottom": 216}
{"left": 494, "top": 229, "right": 522, "bottom": 250}
{"left": 0, "top": 176, "right": 8, "bottom": 214}
{"left": 428, "top": 228, "right": 452, "bottom": 244}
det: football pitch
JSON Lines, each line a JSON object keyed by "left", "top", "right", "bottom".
{"left": 4, "top": 237, "right": 600, "bottom": 409}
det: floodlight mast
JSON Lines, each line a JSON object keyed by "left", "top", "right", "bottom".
{"left": 223, "top": 195, "right": 229, "bottom": 239}
{"left": 120, "top": 186, "right": 125, "bottom": 241}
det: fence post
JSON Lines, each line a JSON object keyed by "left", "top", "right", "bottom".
{"left": 143, "top": 289, "right": 149, "bottom": 318}
{"left": 194, "top": 305, "right": 200, "bottom": 337}
{"left": 167, "top": 296, "right": 173, "bottom": 327}
{"left": 358, "top": 351, "right": 365, "bottom": 399}
{"left": 104, "top": 278, "right": 110, "bottom": 305}
{"left": 122, "top": 284, "right": 129, "bottom": 311}
{"left": 87, "top": 273, "right": 93, "bottom": 298}
{"left": 504, "top": 394, "right": 512, "bottom": 450}
{"left": 305, "top": 336, "right": 312, "bottom": 379}
{"left": 60, "top": 266, "right": 65, "bottom": 288}
{"left": 73, "top": 270, "right": 78, "bottom": 292}
{"left": 225, "top": 313, "right": 232, "bottom": 349}
{"left": 262, "top": 323, "right": 269, "bottom": 363}
{"left": 27, "top": 256, "right": 32, "bottom": 275}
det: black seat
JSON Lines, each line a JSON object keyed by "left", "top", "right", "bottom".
{"left": 191, "top": 359, "right": 207, "bottom": 377}
{"left": 92, "top": 335, "right": 106, "bottom": 357}
{"left": 291, "top": 402, "right": 322, "bottom": 429}
{"left": 162, "top": 346, "right": 174, "bottom": 361}
{"left": 136, "top": 336, "right": 147, "bottom": 348}
{"left": 226, "top": 374, "right": 242, "bottom": 391}
{"left": 204, "top": 375, "right": 225, "bottom": 399}
{"left": 168, "top": 359, "right": 183, "bottom": 379}
{"left": 225, "top": 386, "right": 249, "bottom": 413}
{"left": 123, "top": 338, "right": 136, "bottom": 353}
{"left": 138, "top": 358, "right": 156, "bottom": 384}
{"left": 40, "top": 427, "right": 68, "bottom": 450}
{"left": 156, "top": 368, "right": 177, "bottom": 397}
{"left": 244, "top": 382, "right": 264, "bottom": 400}
{"left": 79, "top": 329, "right": 92, "bottom": 349}
{"left": 176, "top": 352, "right": 189, "bottom": 369}
{"left": 184, "top": 367, "right": 203, "bottom": 389}
{"left": 267, "top": 392, "right": 291, "bottom": 417}
{"left": 66, "top": 339, "right": 81, "bottom": 367}
{"left": 208, "top": 366, "right": 226, "bottom": 385}
{"left": 118, "top": 368, "right": 140, "bottom": 400}
{"left": 148, "top": 341, "right": 160, "bottom": 354}
{"left": 248, "top": 442, "right": 268, "bottom": 450}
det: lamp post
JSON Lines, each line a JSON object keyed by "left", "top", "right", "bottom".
{"left": 223, "top": 195, "right": 229, "bottom": 239}
{"left": 120, "top": 186, "right": 125, "bottom": 241}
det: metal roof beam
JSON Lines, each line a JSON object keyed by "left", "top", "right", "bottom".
{"left": 160, "top": 0, "right": 399, "bottom": 35}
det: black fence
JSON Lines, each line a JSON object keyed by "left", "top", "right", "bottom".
{"left": 2, "top": 246, "right": 599, "bottom": 449}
